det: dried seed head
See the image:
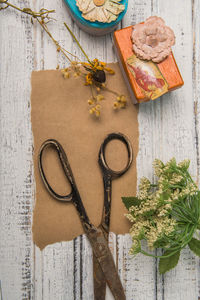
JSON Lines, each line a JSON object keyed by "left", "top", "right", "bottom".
{"left": 92, "top": 69, "right": 106, "bottom": 83}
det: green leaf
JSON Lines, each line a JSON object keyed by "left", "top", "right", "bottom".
{"left": 153, "top": 237, "right": 169, "bottom": 249}
{"left": 160, "top": 192, "right": 170, "bottom": 201}
{"left": 159, "top": 250, "right": 180, "bottom": 274}
{"left": 188, "top": 238, "right": 200, "bottom": 257}
{"left": 122, "top": 197, "right": 141, "bottom": 210}
{"left": 142, "top": 209, "right": 155, "bottom": 218}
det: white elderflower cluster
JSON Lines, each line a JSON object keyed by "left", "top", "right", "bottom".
{"left": 152, "top": 159, "right": 164, "bottom": 176}
{"left": 124, "top": 157, "right": 199, "bottom": 255}
{"left": 178, "top": 159, "right": 190, "bottom": 170}
{"left": 128, "top": 198, "right": 177, "bottom": 252}
{"left": 146, "top": 217, "right": 176, "bottom": 249}
{"left": 129, "top": 239, "right": 141, "bottom": 255}
{"left": 139, "top": 177, "right": 151, "bottom": 191}
{"left": 182, "top": 183, "right": 198, "bottom": 196}
{"left": 130, "top": 218, "right": 149, "bottom": 240}
{"left": 125, "top": 213, "right": 136, "bottom": 223}
{"left": 157, "top": 203, "right": 172, "bottom": 217}
{"left": 169, "top": 173, "right": 183, "bottom": 185}
{"left": 137, "top": 177, "right": 151, "bottom": 200}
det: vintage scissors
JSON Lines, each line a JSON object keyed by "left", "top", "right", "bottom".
{"left": 38, "top": 133, "right": 133, "bottom": 300}
{"left": 93, "top": 133, "right": 133, "bottom": 300}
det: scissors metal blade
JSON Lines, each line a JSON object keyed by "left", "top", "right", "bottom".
{"left": 93, "top": 254, "right": 106, "bottom": 300}
{"left": 87, "top": 226, "right": 126, "bottom": 300}
{"left": 93, "top": 224, "right": 109, "bottom": 300}
{"left": 93, "top": 132, "right": 133, "bottom": 299}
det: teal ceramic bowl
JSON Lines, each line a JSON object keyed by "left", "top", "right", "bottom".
{"left": 64, "top": 0, "right": 128, "bottom": 35}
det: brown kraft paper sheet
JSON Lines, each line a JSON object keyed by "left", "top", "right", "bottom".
{"left": 31, "top": 63, "right": 139, "bottom": 250}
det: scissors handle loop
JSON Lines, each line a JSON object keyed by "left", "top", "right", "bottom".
{"left": 98, "top": 132, "right": 133, "bottom": 179}
{"left": 38, "top": 139, "right": 75, "bottom": 202}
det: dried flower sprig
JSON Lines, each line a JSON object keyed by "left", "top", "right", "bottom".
{"left": 0, "top": 0, "right": 77, "bottom": 62}
{"left": 122, "top": 158, "right": 200, "bottom": 274}
{"left": 63, "top": 22, "right": 127, "bottom": 115}
{"left": 0, "top": 0, "right": 55, "bottom": 19}
{"left": 0, "top": 1, "right": 127, "bottom": 117}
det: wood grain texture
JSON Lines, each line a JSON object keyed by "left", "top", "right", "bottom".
{"left": 150, "top": 1, "right": 199, "bottom": 300}
{"left": 0, "top": 1, "right": 34, "bottom": 299}
{"left": 0, "top": 0, "right": 200, "bottom": 299}
{"left": 193, "top": 0, "right": 200, "bottom": 297}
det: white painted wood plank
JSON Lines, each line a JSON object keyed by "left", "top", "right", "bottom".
{"left": 118, "top": 235, "right": 158, "bottom": 300}
{"left": 120, "top": 0, "right": 199, "bottom": 299}
{"left": 118, "top": 2, "right": 159, "bottom": 300}
{"left": 0, "top": 1, "right": 34, "bottom": 299}
{"left": 81, "top": 235, "right": 94, "bottom": 300}
{"left": 42, "top": 242, "right": 74, "bottom": 300}
{"left": 33, "top": 1, "right": 76, "bottom": 299}
{"left": 78, "top": 18, "right": 120, "bottom": 300}
{"left": 193, "top": 0, "right": 200, "bottom": 179}
{"left": 150, "top": 1, "right": 199, "bottom": 300}
{"left": 192, "top": 0, "right": 200, "bottom": 297}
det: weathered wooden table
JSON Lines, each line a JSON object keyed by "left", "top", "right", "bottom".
{"left": 0, "top": 0, "right": 200, "bottom": 299}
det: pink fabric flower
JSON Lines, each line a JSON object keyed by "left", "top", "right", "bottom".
{"left": 132, "top": 16, "right": 175, "bottom": 63}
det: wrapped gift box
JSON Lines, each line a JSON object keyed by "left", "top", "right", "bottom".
{"left": 114, "top": 25, "right": 184, "bottom": 104}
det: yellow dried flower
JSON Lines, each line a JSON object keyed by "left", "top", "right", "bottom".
{"left": 96, "top": 94, "right": 104, "bottom": 101}
{"left": 95, "top": 104, "right": 101, "bottom": 110}
{"left": 114, "top": 95, "right": 127, "bottom": 109}
{"left": 97, "top": 66, "right": 104, "bottom": 70}
{"left": 113, "top": 102, "right": 119, "bottom": 109}
{"left": 61, "top": 69, "right": 70, "bottom": 78}
{"left": 104, "top": 67, "right": 115, "bottom": 75}
{"left": 120, "top": 95, "right": 126, "bottom": 103}
{"left": 96, "top": 87, "right": 101, "bottom": 92}
{"left": 85, "top": 73, "right": 93, "bottom": 85}
{"left": 89, "top": 103, "right": 101, "bottom": 117}
{"left": 89, "top": 108, "right": 95, "bottom": 114}
{"left": 64, "top": 72, "right": 70, "bottom": 78}
{"left": 100, "top": 61, "right": 106, "bottom": 67}
{"left": 120, "top": 102, "right": 126, "bottom": 108}
{"left": 88, "top": 99, "right": 94, "bottom": 105}
{"left": 95, "top": 110, "right": 100, "bottom": 117}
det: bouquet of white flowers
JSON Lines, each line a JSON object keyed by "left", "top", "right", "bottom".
{"left": 122, "top": 158, "right": 200, "bottom": 274}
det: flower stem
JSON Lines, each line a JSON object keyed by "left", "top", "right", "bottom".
{"left": 140, "top": 249, "right": 180, "bottom": 259}
{"left": 0, "top": 0, "right": 55, "bottom": 18}
{"left": 140, "top": 225, "right": 196, "bottom": 258}
{"left": 64, "top": 22, "right": 92, "bottom": 64}
{"left": 0, "top": 1, "right": 80, "bottom": 63}
{"left": 36, "top": 19, "right": 72, "bottom": 62}
{"left": 102, "top": 86, "right": 119, "bottom": 96}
